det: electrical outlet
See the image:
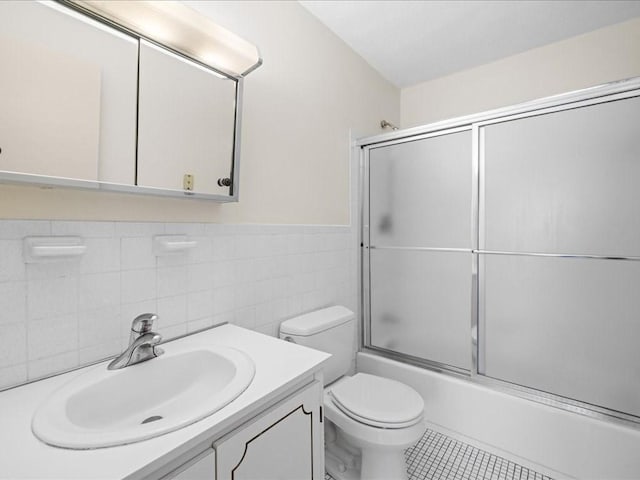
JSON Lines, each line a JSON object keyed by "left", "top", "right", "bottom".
{"left": 183, "top": 174, "right": 194, "bottom": 191}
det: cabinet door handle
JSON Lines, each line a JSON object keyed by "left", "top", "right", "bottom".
{"left": 218, "top": 177, "right": 232, "bottom": 187}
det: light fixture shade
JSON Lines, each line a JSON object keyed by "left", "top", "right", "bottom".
{"left": 69, "top": 0, "right": 262, "bottom": 77}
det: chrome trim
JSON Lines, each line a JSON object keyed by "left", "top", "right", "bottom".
{"left": 102, "top": 182, "right": 237, "bottom": 201}
{"left": 110, "top": 313, "right": 162, "bottom": 369}
{"left": 474, "top": 89, "right": 640, "bottom": 129}
{"left": 477, "top": 127, "right": 487, "bottom": 374}
{"left": 366, "top": 125, "right": 472, "bottom": 151}
{"left": 108, "top": 331, "right": 164, "bottom": 370}
{"left": 0, "top": 171, "right": 100, "bottom": 190}
{"left": 475, "top": 374, "right": 640, "bottom": 428}
{"left": 474, "top": 250, "right": 640, "bottom": 262}
{"left": 363, "top": 348, "right": 640, "bottom": 429}
{"left": 0, "top": 171, "right": 239, "bottom": 202}
{"left": 230, "top": 77, "right": 244, "bottom": 201}
{"left": 470, "top": 124, "right": 480, "bottom": 376}
{"left": 380, "top": 119, "right": 399, "bottom": 131}
{"left": 129, "top": 312, "right": 158, "bottom": 344}
{"left": 369, "top": 246, "right": 471, "bottom": 253}
{"left": 470, "top": 253, "right": 479, "bottom": 376}
{"left": 361, "top": 146, "right": 372, "bottom": 350}
{"left": 358, "top": 143, "right": 368, "bottom": 351}
{"left": 471, "top": 125, "right": 480, "bottom": 253}
{"left": 477, "top": 129, "right": 486, "bottom": 252}
{"left": 362, "top": 346, "right": 470, "bottom": 377}
{"left": 477, "top": 253, "right": 486, "bottom": 374}
{"left": 357, "top": 76, "right": 640, "bottom": 147}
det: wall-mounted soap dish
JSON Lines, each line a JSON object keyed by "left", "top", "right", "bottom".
{"left": 23, "top": 236, "right": 87, "bottom": 263}
{"left": 153, "top": 235, "right": 197, "bottom": 256}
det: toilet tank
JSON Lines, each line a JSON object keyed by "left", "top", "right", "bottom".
{"left": 279, "top": 306, "right": 355, "bottom": 385}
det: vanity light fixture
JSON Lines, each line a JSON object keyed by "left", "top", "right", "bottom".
{"left": 66, "top": 0, "right": 262, "bottom": 78}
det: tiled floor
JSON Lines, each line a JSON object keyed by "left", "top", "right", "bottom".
{"left": 326, "top": 428, "right": 554, "bottom": 480}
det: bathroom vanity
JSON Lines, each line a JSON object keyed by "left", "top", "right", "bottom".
{"left": 0, "top": 325, "right": 329, "bottom": 479}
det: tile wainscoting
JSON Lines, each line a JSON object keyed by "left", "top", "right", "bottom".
{"left": 0, "top": 220, "right": 357, "bottom": 389}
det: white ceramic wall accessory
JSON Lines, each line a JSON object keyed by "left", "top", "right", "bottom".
{"left": 23, "top": 236, "right": 87, "bottom": 263}
{"left": 153, "top": 235, "right": 198, "bottom": 256}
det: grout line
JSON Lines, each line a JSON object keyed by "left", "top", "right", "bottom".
{"left": 326, "top": 427, "right": 554, "bottom": 480}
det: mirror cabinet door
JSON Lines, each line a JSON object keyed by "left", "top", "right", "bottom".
{"left": 0, "top": 2, "right": 138, "bottom": 184}
{"left": 137, "top": 40, "right": 238, "bottom": 195}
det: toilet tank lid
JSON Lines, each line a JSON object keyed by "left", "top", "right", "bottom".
{"left": 280, "top": 306, "right": 354, "bottom": 336}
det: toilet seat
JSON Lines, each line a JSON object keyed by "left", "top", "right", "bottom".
{"left": 328, "top": 373, "right": 424, "bottom": 429}
{"left": 323, "top": 387, "right": 426, "bottom": 449}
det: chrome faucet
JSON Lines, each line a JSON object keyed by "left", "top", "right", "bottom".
{"left": 108, "top": 313, "right": 164, "bottom": 370}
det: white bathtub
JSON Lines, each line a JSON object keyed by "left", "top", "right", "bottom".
{"left": 357, "top": 352, "right": 640, "bottom": 479}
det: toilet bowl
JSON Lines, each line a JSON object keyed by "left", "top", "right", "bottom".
{"left": 279, "top": 306, "right": 426, "bottom": 480}
{"left": 323, "top": 374, "right": 425, "bottom": 480}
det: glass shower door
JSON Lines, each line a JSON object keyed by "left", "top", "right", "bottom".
{"left": 366, "top": 129, "right": 473, "bottom": 371}
{"left": 363, "top": 83, "right": 640, "bottom": 424}
{"left": 479, "top": 95, "right": 640, "bottom": 416}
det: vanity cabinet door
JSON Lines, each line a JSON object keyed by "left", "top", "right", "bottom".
{"left": 214, "top": 381, "right": 324, "bottom": 480}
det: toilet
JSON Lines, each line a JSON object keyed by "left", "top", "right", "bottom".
{"left": 279, "top": 306, "right": 425, "bottom": 480}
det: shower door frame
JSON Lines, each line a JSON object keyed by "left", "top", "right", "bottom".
{"left": 361, "top": 124, "right": 477, "bottom": 378}
{"left": 358, "top": 76, "right": 640, "bottom": 428}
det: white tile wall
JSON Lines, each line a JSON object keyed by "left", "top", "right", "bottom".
{"left": 0, "top": 220, "right": 357, "bottom": 389}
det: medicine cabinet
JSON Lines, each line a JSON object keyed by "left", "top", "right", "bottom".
{"left": 0, "top": 1, "right": 261, "bottom": 201}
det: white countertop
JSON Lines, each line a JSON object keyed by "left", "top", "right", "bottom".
{"left": 0, "top": 324, "right": 330, "bottom": 480}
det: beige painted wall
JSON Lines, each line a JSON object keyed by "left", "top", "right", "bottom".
{"left": 0, "top": 1, "right": 399, "bottom": 224}
{"left": 401, "top": 17, "right": 640, "bottom": 128}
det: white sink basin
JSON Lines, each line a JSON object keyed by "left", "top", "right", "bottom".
{"left": 32, "top": 346, "right": 255, "bottom": 449}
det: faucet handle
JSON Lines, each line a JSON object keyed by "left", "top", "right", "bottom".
{"left": 131, "top": 313, "right": 158, "bottom": 335}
